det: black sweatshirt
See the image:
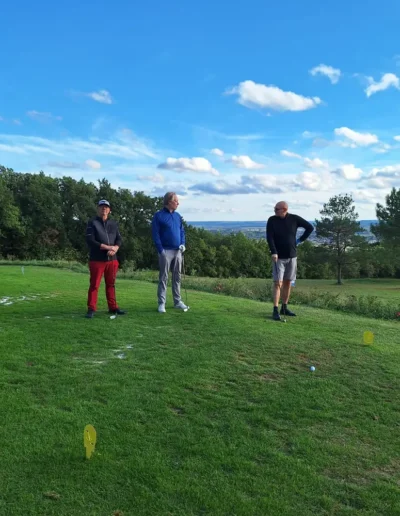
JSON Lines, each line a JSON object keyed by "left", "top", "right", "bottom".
{"left": 266, "top": 213, "right": 314, "bottom": 259}
{"left": 86, "top": 216, "right": 122, "bottom": 261}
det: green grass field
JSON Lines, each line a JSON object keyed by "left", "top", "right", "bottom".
{"left": 1, "top": 266, "right": 399, "bottom": 515}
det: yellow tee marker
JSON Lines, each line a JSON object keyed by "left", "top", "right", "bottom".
{"left": 84, "top": 424, "right": 97, "bottom": 459}
{"left": 363, "top": 331, "right": 374, "bottom": 345}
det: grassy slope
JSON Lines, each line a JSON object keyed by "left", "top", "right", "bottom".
{"left": 0, "top": 266, "right": 399, "bottom": 516}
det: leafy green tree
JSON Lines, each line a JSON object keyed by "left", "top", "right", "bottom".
{"left": 315, "top": 194, "right": 365, "bottom": 285}
{"left": 372, "top": 187, "right": 400, "bottom": 250}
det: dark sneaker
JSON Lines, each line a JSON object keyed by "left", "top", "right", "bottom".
{"left": 108, "top": 308, "right": 126, "bottom": 315}
{"left": 272, "top": 310, "right": 281, "bottom": 321}
{"left": 85, "top": 310, "right": 95, "bottom": 319}
{"left": 281, "top": 306, "right": 296, "bottom": 316}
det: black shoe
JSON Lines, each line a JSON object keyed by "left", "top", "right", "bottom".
{"left": 108, "top": 308, "right": 126, "bottom": 315}
{"left": 272, "top": 310, "right": 281, "bottom": 321}
{"left": 281, "top": 306, "right": 296, "bottom": 316}
{"left": 85, "top": 310, "right": 95, "bottom": 319}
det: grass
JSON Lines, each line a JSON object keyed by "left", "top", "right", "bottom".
{"left": 0, "top": 265, "right": 399, "bottom": 515}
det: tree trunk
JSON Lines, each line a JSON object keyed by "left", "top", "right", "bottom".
{"left": 337, "top": 261, "right": 342, "bottom": 285}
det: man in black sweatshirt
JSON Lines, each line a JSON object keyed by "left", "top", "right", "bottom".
{"left": 85, "top": 199, "right": 126, "bottom": 319}
{"left": 266, "top": 201, "right": 314, "bottom": 321}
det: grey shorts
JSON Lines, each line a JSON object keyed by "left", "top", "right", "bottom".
{"left": 272, "top": 257, "right": 297, "bottom": 282}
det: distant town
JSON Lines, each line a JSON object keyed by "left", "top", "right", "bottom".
{"left": 187, "top": 220, "right": 378, "bottom": 243}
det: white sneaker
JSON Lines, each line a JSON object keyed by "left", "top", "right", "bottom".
{"left": 158, "top": 303, "right": 166, "bottom": 313}
{"left": 174, "top": 301, "right": 189, "bottom": 310}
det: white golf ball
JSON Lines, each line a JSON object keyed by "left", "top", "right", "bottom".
{"left": 310, "top": 366, "right": 315, "bottom": 372}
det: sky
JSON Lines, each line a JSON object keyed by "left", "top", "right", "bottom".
{"left": 1, "top": 0, "right": 400, "bottom": 221}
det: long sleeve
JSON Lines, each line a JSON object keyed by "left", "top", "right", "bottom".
{"left": 266, "top": 218, "right": 277, "bottom": 255}
{"left": 296, "top": 215, "right": 314, "bottom": 242}
{"left": 180, "top": 216, "right": 185, "bottom": 246}
{"left": 86, "top": 220, "right": 101, "bottom": 248}
{"left": 151, "top": 213, "right": 163, "bottom": 254}
{"left": 115, "top": 224, "right": 122, "bottom": 247}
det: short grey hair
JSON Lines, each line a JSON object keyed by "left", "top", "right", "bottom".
{"left": 163, "top": 192, "right": 177, "bottom": 206}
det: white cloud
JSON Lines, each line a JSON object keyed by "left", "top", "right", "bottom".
{"left": 352, "top": 190, "right": 380, "bottom": 204}
{"left": 226, "top": 80, "right": 322, "bottom": 112}
{"left": 309, "top": 64, "right": 341, "bottom": 84}
{"left": 292, "top": 171, "right": 327, "bottom": 191}
{"left": 85, "top": 159, "right": 101, "bottom": 170}
{"left": 228, "top": 155, "right": 265, "bottom": 169}
{"left": 281, "top": 150, "right": 302, "bottom": 159}
{"left": 241, "top": 174, "right": 286, "bottom": 192}
{"left": 281, "top": 150, "right": 328, "bottom": 169}
{"left": 365, "top": 177, "right": 392, "bottom": 189}
{"left": 158, "top": 157, "right": 219, "bottom": 176}
{"left": 211, "top": 148, "right": 224, "bottom": 157}
{"left": 302, "top": 131, "right": 317, "bottom": 139}
{"left": 0, "top": 131, "right": 159, "bottom": 161}
{"left": 365, "top": 73, "right": 400, "bottom": 97}
{"left": 333, "top": 164, "right": 363, "bottom": 181}
{"left": 0, "top": 143, "right": 27, "bottom": 154}
{"left": 27, "top": 110, "right": 62, "bottom": 123}
{"left": 393, "top": 135, "right": 400, "bottom": 142}
{"left": 372, "top": 143, "right": 391, "bottom": 154}
{"left": 138, "top": 172, "right": 165, "bottom": 183}
{"left": 88, "top": 89, "right": 113, "bottom": 104}
{"left": 13, "top": 119, "right": 22, "bottom": 126}
{"left": 334, "top": 127, "right": 379, "bottom": 147}
{"left": 304, "top": 157, "right": 328, "bottom": 169}
{"left": 369, "top": 164, "right": 400, "bottom": 178}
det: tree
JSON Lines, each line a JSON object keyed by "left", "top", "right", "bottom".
{"left": 372, "top": 187, "right": 400, "bottom": 250}
{"left": 315, "top": 194, "right": 365, "bottom": 285}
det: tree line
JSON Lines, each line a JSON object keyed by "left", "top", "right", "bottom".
{"left": 1, "top": 165, "right": 399, "bottom": 282}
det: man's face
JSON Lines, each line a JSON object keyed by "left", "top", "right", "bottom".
{"left": 274, "top": 204, "right": 288, "bottom": 219}
{"left": 168, "top": 195, "right": 179, "bottom": 211}
{"left": 97, "top": 205, "right": 111, "bottom": 218}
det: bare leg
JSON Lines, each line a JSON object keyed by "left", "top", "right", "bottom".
{"left": 281, "top": 280, "right": 292, "bottom": 305}
{"left": 273, "top": 281, "right": 283, "bottom": 307}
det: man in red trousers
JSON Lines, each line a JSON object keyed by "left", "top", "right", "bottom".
{"left": 85, "top": 199, "right": 126, "bottom": 318}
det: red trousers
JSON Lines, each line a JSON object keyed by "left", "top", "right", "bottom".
{"left": 87, "top": 260, "right": 119, "bottom": 312}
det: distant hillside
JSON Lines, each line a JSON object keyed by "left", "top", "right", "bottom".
{"left": 187, "top": 220, "right": 378, "bottom": 242}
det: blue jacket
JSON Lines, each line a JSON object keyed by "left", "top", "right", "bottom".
{"left": 152, "top": 208, "right": 185, "bottom": 254}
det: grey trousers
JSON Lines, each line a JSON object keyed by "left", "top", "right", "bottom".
{"left": 157, "top": 249, "right": 182, "bottom": 305}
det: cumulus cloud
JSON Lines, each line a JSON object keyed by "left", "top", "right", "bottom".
{"left": 393, "top": 135, "right": 400, "bottom": 142}
{"left": 227, "top": 155, "right": 265, "bottom": 169}
{"left": 352, "top": 190, "right": 380, "bottom": 204}
{"left": 304, "top": 157, "right": 328, "bottom": 169}
{"left": 365, "top": 73, "right": 400, "bottom": 97}
{"left": 332, "top": 164, "right": 363, "bottom": 181}
{"left": 210, "top": 148, "right": 224, "bottom": 156}
{"left": 226, "top": 80, "right": 322, "bottom": 112}
{"left": 189, "top": 180, "right": 254, "bottom": 195}
{"left": 334, "top": 127, "right": 379, "bottom": 147}
{"left": 309, "top": 64, "right": 341, "bottom": 84}
{"left": 292, "top": 171, "right": 327, "bottom": 191}
{"left": 27, "top": 110, "right": 62, "bottom": 123}
{"left": 157, "top": 157, "right": 219, "bottom": 176}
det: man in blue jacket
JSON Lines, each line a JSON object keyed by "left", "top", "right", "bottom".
{"left": 152, "top": 192, "right": 188, "bottom": 313}
{"left": 85, "top": 199, "right": 126, "bottom": 318}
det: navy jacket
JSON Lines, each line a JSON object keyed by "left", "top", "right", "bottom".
{"left": 151, "top": 208, "right": 185, "bottom": 254}
{"left": 86, "top": 216, "right": 122, "bottom": 261}
{"left": 266, "top": 213, "right": 313, "bottom": 259}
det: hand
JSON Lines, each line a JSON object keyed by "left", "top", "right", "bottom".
{"left": 272, "top": 254, "right": 278, "bottom": 263}
{"left": 107, "top": 250, "right": 116, "bottom": 257}
{"left": 179, "top": 244, "right": 186, "bottom": 253}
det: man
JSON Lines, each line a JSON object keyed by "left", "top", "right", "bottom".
{"left": 151, "top": 192, "right": 188, "bottom": 313}
{"left": 266, "top": 201, "right": 314, "bottom": 321}
{"left": 85, "top": 199, "right": 126, "bottom": 319}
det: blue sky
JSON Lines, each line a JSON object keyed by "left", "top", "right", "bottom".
{"left": 1, "top": 0, "right": 400, "bottom": 221}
